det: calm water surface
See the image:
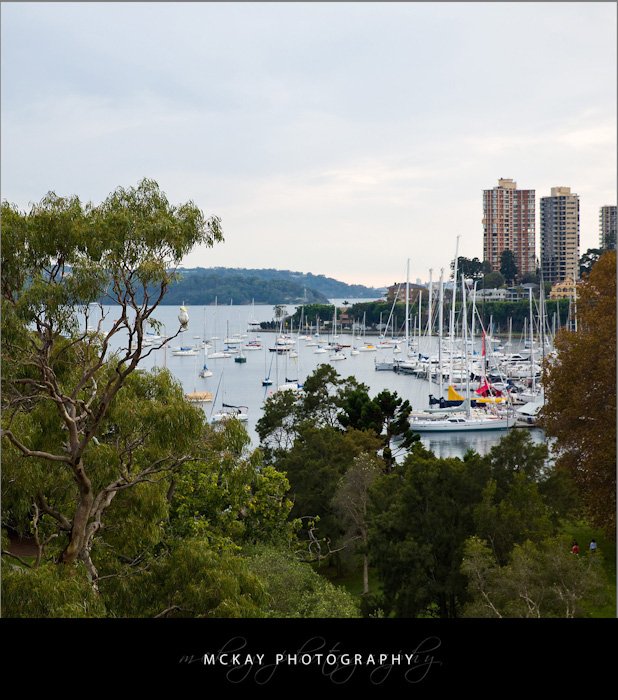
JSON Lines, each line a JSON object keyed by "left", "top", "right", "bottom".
{"left": 86, "top": 302, "right": 546, "bottom": 459}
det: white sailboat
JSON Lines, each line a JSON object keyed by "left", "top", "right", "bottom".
{"left": 409, "top": 409, "right": 515, "bottom": 432}
{"left": 262, "top": 349, "right": 274, "bottom": 386}
{"left": 211, "top": 403, "right": 249, "bottom": 423}
{"left": 210, "top": 372, "right": 248, "bottom": 423}
{"left": 247, "top": 299, "right": 261, "bottom": 331}
{"left": 410, "top": 273, "right": 515, "bottom": 433}
{"left": 172, "top": 345, "right": 199, "bottom": 356}
{"left": 199, "top": 344, "right": 213, "bottom": 377}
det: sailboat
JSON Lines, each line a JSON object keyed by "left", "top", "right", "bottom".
{"left": 211, "top": 403, "right": 249, "bottom": 422}
{"left": 247, "top": 299, "right": 261, "bottom": 332}
{"left": 409, "top": 407, "right": 515, "bottom": 432}
{"left": 262, "top": 349, "right": 274, "bottom": 386}
{"left": 224, "top": 318, "right": 241, "bottom": 346}
{"left": 210, "top": 371, "right": 248, "bottom": 423}
{"left": 186, "top": 349, "right": 213, "bottom": 403}
{"left": 199, "top": 344, "right": 213, "bottom": 377}
{"left": 244, "top": 336, "right": 263, "bottom": 350}
{"left": 356, "top": 312, "right": 376, "bottom": 351}
{"left": 207, "top": 335, "right": 232, "bottom": 359}
{"left": 410, "top": 274, "right": 515, "bottom": 432}
{"left": 172, "top": 345, "right": 199, "bottom": 356}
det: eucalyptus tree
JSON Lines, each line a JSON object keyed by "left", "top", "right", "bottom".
{"left": 1, "top": 179, "right": 223, "bottom": 584}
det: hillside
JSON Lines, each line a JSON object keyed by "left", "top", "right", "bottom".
{"left": 204, "top": 268, "right": 385, "bottom": 299}
{"left": 157, "top": 267, "right": 384, "bottom": 305}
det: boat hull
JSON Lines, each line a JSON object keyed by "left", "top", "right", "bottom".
{"left": 409, "top": 416, "right": 514, "bottom": 432}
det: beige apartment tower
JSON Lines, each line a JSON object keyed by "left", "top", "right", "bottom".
{"left": 599, "top": 205, "right": 617, "bottom": 250}
{"left": 482, "top": 178, "right": 535, "bottom": 278}
{"left": 540, "top": 186, "right": 580, "bottom": 285}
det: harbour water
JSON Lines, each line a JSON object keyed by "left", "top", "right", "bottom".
{"left": 87, "top": 301, "right": 546, "bottom": 459}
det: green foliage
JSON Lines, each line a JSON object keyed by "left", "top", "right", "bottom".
{"left": 519, "top": 271, "right": 540, "bottom": 285}
{"left": 258, "top": 365, "right": 417, "bottom": 467}
{"left": 291, "top": 303, "right": 335, "bottom": 326}
{"left": 2, "top": 562, "right": 107, "bottom": 617}
{"left": 499, "top": 249, "right": 518, "bottom": 285}
{"left": 484, "top": 430, "right": 548, "bottom": 492}
{"left": 472, "top": 433, "right": 553, "bottom": 564}
{"left": 450, "top": 256, "right": 489, "bottom": 281}
{"left": 480, "top": 271, "right": 505, "bottom": 289}
{"left": 578, "top": 248, "right": 604, "bottom": 278}
{"left": 338, "top": 386, "right": 419, "bottom": 468}
{"left": 255, "top": 389, "right": 300, "bottom": 454}
{"left": 538, "top": 468, "right": 581, "bottom": 526}
{"left": 2, "top": 367, "right": 204, "bottom": 566}
{"left": 368, "top": 444, "right": 490, "bottom": 618}
{"left": 278, "top": 426, "right": 382, "bottom": 547}
{"left": 244, "top": 546, "right": 359, "bottom": 617}
{"left": 461, "top": 536, "right": 611, "bottom": 618}
{"left": 101, "top": 538, "right": 266, "bottom": 618}
{"left": 1, "top": 180, "right": 223, "bottom": 571}
{"left": 541, "top": 250, "right": 616, "bottom": 533}
{"left": 168, "top": 420, "right": 295, "bottom": 546}
{"left": 473, "top": 298, "right": 568, "bottom": 333}
{"left": 474, "top": 474, "right": 553, "bottom": 565}
{"left": 347, "top": 301, "right": 404, "bottom": 329}
{"left": 256, "top": 364, "right": 346, "bottom": 454}
{"left": 141, "top": 267, "right": 382, "bottom": 306}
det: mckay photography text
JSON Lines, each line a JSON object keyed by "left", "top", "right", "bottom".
{"left": 179, "top": 635, "right": 443, "bottom": 684}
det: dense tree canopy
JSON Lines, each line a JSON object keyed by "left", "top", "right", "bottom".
{"left": 578, "top": 248, "right": 604, "bottom": 278}
{"left": 499, "top": 249, "right": 518, "bottom": 285}
{"left": 257, "top": 364, "right": 417, "bottom": 466}
{"left": 244, "top": 546, "right": 359, "bottom": 617}
{"left": 450, "top": 256, "right": 491, "bottom": 281}
{"left": 2, "top": 179, "right": 223, "bottom": 581}
{"left": 479, "top": 271, "right": 506, "bottom": 289}
{"left": 369, "top": 444, "right": 489, "bottom": 618}
{"left": 541, "top": 250, "right": 616, "bottom": 534}
{"left": 462, "top": 536, "right": 610, "bottom": 618}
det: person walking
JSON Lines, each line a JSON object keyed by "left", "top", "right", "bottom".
{"left": 589, "top": 539, "right": 597, "bottom": 553}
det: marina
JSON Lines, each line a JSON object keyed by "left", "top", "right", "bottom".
{"left": 88, "top": 299, "right": 547, "bottom": 459}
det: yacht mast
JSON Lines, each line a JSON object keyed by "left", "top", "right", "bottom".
{"left": 405, "top": 258, "right": 410, "bottom": 351}
{"left": 462, "top": 275, "right": 471, "bottom": 417}
{"left": 427, "top": 268, "right": 433, "bottom": 345}
{"left": 438, "top": 268, "right": 444, "bottom": 398}
{"left": 529, "top": 288, "right": 535, "bottom": 393}
{"left": 449, "top": 236, "right": 460, "bottom": 386}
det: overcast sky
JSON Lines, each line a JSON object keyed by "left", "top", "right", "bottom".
{"left": 2, "top": 2, "right": 616, "bottom": 286}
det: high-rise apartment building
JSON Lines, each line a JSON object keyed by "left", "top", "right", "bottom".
{"left": 599, "top": 205, "right": 617, "bottom": 250}
{"left": 540, "top": 186, "right": 580, "bottom": 285}
{"left": 482, "top": 178, "right": 535, "bottom": 278}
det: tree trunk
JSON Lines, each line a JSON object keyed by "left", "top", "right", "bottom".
{"left": 438, "top": 594, "right": 448, "bottom": 618}
{"left": 59, "top": 460, "right": 93, "bottom": 565}
{"left": 362, "top": 553, "right": 369, "bottom": 595}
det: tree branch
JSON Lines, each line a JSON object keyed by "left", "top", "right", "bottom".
{"left": 1, "top": 429, "right": 72, "bottom": 464}
{"left": 1, "top": 550, "right": 33, "bottom": 568}
{"left": 154, "top": 605, "right": 187, "bottom": 618}
{"left": 36, "top": 492, "right": 72, "bottom": 530}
